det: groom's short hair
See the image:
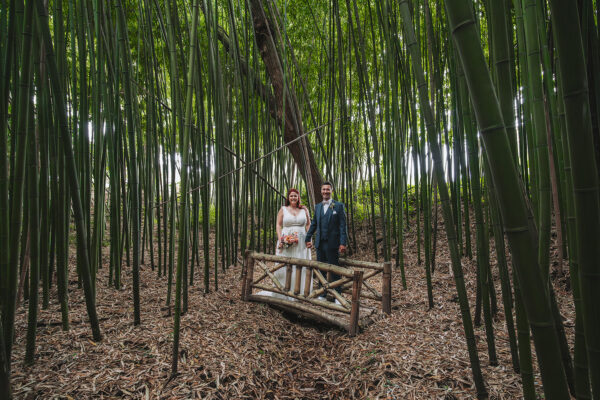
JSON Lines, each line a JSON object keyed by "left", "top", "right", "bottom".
{"left": 322, "top": 181, "right": 334, "bottom": 190}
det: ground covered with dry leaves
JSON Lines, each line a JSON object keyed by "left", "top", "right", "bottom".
{"left": 11, "top": 216, "right": 573, "bottom": 399}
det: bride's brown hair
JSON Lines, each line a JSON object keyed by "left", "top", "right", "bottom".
{"left": 285, "top": 188, "right": 301, "bottom": 207}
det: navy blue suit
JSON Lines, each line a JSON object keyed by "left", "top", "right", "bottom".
{"left": 305, "top": 200, "right": 348, "bottom": 290}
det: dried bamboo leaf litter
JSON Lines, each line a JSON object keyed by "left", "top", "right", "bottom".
{"left": 10, "top": 218, "right": 573, "bottom": 399}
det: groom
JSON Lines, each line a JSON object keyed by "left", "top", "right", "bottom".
{"left": 305, "top": 182, "right": 348, "bottom": 295}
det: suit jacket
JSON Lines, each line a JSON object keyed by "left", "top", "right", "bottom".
{"left": 305, "top": 200, "right": 348, "bottom": 250}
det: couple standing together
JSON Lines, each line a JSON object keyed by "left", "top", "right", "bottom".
{"left": 270, "top": 181, "right": 348, "bottom": 300}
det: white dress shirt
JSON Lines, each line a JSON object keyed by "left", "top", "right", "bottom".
{"left": 322, "top": 199, "right": 332, "bottom": 214}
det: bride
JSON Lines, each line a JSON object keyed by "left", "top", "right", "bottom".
{"left": 259, "top": 188, "right": 312, "bottom": 299}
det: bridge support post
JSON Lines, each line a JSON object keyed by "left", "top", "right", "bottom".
{"left": 242, "top": 250, "right": 255, "bottom": 301}
{"left": 349, "top": 270, "right": 364, "bottom": 336}
{"left": 241, "top": 251, "right": 249, "bottom": 300}
{"left": 303, "top": 268, "right": 312, "bottom": 297}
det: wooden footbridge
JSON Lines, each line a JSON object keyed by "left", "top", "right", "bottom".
{"left": 241, "top": 251, "right": 392, "bottom": 336}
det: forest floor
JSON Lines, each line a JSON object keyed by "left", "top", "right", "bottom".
{"left": 10, "top": 212, "right": 573, "bottom": 399}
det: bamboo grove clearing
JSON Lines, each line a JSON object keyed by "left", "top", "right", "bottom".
{"left": 1, "top": 0, "right": 600, "bottom": 398}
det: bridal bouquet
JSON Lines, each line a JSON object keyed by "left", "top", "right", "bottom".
{"left": 280, "top": 232, "right": 299, "bottom": 248}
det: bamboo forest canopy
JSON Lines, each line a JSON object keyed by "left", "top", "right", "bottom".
{"left": 1, "top": 0, "right": 600, "bottom": 398}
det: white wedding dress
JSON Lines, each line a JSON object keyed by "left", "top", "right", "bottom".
{"left": 258, "top": 206, "right": 312, "bottom": 300}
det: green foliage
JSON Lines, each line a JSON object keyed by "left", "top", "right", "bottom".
{"left": 344, "top": 182, "right": 424, "bottom": 223}
{"left": 197, "top": 203, "right": 216, "bottom": 226}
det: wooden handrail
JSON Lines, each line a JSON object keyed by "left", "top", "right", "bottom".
{"left": 339, "top": 257, "right": 384, "bottom": 270}
{"left": 249, "top": 251, "right": 355, "bottom": 278}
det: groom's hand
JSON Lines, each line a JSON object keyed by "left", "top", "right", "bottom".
{"left": 306, "top": 242, "right": 313, "bottom": 249}
{"left": 339, "top": 245, "right": 346, "bottom": 254}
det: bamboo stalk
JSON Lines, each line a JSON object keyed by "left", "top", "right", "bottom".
{"left": 34, "top": 0, "right": 102, "bottom": 342}
{"left": 115, "top": 0, "right": 141, "bottom": 326}
{"left": 4, "top": 0, "right": 34, "bottom": 369}
{"left": 548, "top": 0, "right": 600, "bottom": 395}
{"left": 398, "top": 3, "right": 487, "bottom": 397}
{"left": 24, "top": 76, "right": 39, "bottom": 364}
{"left": 382, "top": 262, "right": 391, "bottom": 314}
{"left": 445, "top": 0, "right": 570, "bottom": 396}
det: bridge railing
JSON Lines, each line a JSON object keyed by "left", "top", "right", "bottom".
{"left": 241, "top": 250, "right": 392, "bottom": 336}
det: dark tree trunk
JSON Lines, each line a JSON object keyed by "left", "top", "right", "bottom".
{"left": 248, "top": 0, "right": 323, "bottom": 203}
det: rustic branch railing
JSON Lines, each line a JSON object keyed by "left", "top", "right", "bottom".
{"left": 241, "top": 251, "right": 392, "bottom": 336}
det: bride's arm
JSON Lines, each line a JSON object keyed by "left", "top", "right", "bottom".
{"left": 304, "top": 208, "right": 311, "bottom": 232}
{"left": 276, "top": 208, "right": 284, "bottom": 243}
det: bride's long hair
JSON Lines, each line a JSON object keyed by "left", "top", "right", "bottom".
{"left": 285, "top": 188, "right": 301, "bottom": 207}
